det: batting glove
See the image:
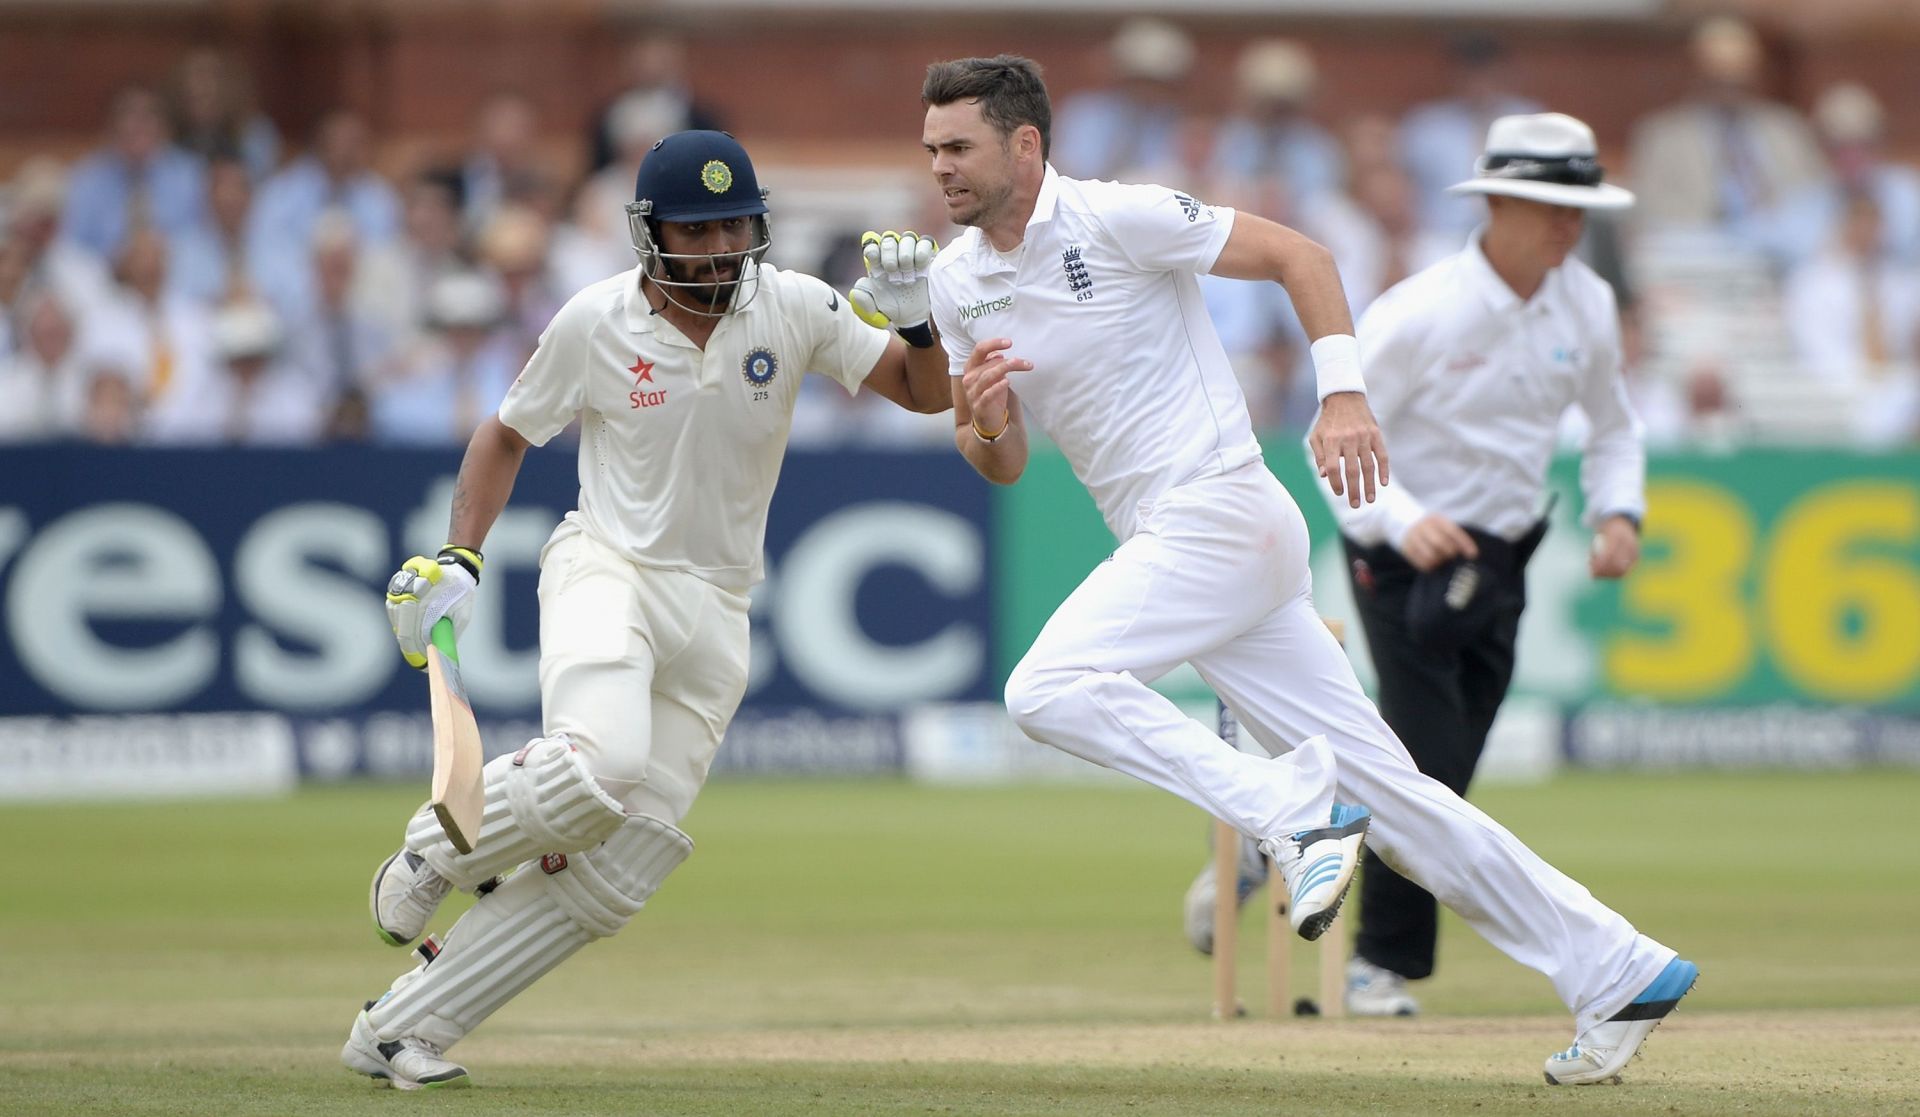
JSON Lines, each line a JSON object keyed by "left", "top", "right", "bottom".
{"left": 385, "top": 546, "right": 481, "bottom": 670}
{"left": 849, "top": 230, "right": 938, "bottom": 347}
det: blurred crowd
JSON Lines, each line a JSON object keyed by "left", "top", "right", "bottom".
{"left": 1046, "top": 16, "right": 1920, "bottom": 449}
{"left": 2, "top": 17, "right": 1917, "bottom": 449}
{"left": 0, "top": 38, "right": 719, "bottom": 447}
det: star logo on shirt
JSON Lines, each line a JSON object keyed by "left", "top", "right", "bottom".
{"left": 629, "top": 357, "right": 669, "bottom": 410}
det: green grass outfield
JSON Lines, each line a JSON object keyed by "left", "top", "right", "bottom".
{"left": 2, "top": 769, "right": 1916, "bottom": 1116}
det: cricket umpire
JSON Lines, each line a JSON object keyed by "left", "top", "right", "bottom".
{"left": 1332, "top": 112, "right": 1648, "bottom": 1016}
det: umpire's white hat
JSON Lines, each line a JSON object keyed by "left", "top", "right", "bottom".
{"left": 1447, "top": 112, "right": 1634, "bottom": 210}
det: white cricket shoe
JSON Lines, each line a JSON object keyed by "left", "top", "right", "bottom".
{"left": 1544, "top": 958, "right": 1699, "bottom": 1085}
{"left": 341, "top": 1008, "right": 470, "bottom": 1090}
{"left": 370, "top": 848, "right": 452, "bottom": 947}
{"left": 1345, "top": 956, "right": 1420, "bottom": 1017}
{"left": 1181, "top": 833, "right": 1269, "bottom": 955}
{"left": 1259, "top": 803, "right": 1371, "bottom": 941}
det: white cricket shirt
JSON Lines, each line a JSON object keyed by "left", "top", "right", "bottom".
{"left": 930, "top": 166, "right": 1256, "bottom": 540}
{"left": 498, "top": 262, "right": 889, "bottom": 590}
{"left": 1333, "top": 232, "right": 1645, "bottom": 548}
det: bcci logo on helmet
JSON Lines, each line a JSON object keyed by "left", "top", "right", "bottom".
{"left": 742, "top": 347, "right": 779, "bottom": 387}
{"left": 701, "top": 159, "right": 733, "bottom": 194}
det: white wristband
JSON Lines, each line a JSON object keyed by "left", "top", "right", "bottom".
{"left": 1310, "top": 334, "right": 1366, "bottom": 401}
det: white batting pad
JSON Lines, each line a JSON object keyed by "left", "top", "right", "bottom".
{"left": 406, "top": 736, "right": 627, "bottom": 889}
{"left": 368, "top": 815, "right": 693, "bottom": 1051}
{"left": 544, "top": 813, "right": 694, "bottom": 938}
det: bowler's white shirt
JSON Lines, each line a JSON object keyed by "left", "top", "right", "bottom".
{"left": 930, "top": 166, "right": 1258, "bottom": 540}
{"left": 1335, "top": 233, "right": 1645, "bottom": 547}
{"left": 499, "top": 262, "right": 888, "bottom": 590}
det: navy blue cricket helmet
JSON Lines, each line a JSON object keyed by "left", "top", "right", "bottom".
{"left": 626, "top": 130, "right": 773, "bottom": 315}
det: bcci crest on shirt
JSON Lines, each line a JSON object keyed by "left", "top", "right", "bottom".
{"left": 742, "top": 346, "right": 779, "bottom": 388}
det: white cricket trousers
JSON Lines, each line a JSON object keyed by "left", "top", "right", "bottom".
{"left": 1004, "top": 461, "right": 1673, "bottom": 1030}
{"left": 537, "top": 523, "right": 751, "bottom": 825}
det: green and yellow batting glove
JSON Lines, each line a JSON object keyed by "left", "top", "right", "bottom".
{"left": 848, "top": 229, "right": 939, "bottom": 348}
{"left": 385, "top": 545, "right": 483, "bottom": 669}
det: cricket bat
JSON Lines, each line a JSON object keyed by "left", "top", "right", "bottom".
{"left": 424, "top": 617, "right": 484, "bottom": 854}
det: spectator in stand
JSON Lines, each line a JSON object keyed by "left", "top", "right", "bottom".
{"left": 1343, "top": 113, "right": 1403, "bottom": 184}
{"left": 1627, "top": 16, "right": 1829, "bottom": 262}
{"left": 1302, "top": 115, "right": 1459, "bottom": 313}
{"left": 476, "top": 204, "right": 563, "bottom": 366}
{"left": 586, "top": 35, "right": 717, "bottom": 174}
{"left": 462, "top": 92, "right": 547, "bottom": 235}
{"left": 83, "top": 226, "right": 215, "bottom": 425}
{"left": 1051, "top": 18, "right": 1194, "bottom": 182}
{"left": 1279, "top": 119, "right": 1454, "bottom": 428}
{"left": 569, "top": 91, "right": 687, "bottom": 289}
{"left": 326, "top": 383, "right": 372, "bottom": 443}
{"left": 1122, "top": 108, "right": 1222, "bottom": 200}
{"left": 1784, "top": 191, "right": 1920, "bottom": 445}
{"left": 0, "top": 234, "right": 24, "bottom": 356}
{"left": 0, "top": 290, "right": 84, "bottom": 441}
{"left": 170, "top": 152, "right": 261, "bottom": 305}
{"left": 60, "top": 86, "right": 209, "bottom": 262}
{"left": 1679, "top": 359, "right": 1744, "bottom": 450}
{"left": 1209, "top": 39, "right": 1344, "bottom": 209}
{"left": 166, "top": 48, "right": 280, "bottom": 181}
{"left": 249, "top": 110, "right": 401, "bottom": 315}
{"left": 283, "top": 211, "right": 401, "bottom": 401}
{"left": 5, "top": 158, "right": 112, "bottom": 318}
{"left": 369, "top": 271, "right": 517, "bottom": 445}
{"left": 353, "top": 168, "right": 473, "bottom": 350}
{"left": 1811, "top": 82, "right": 1920, "bottom": 265}
{"left": 76, "top": 364, "right": 141, "bottom": 444}
{"left": 1311, "top": 160, "right": 1459, "bottom": 314}
{"left": 147, "top": 299, "right": 328, "bottom": 445}
{"left": 1400, "top": 35, "right": 1539, "bottom": 239}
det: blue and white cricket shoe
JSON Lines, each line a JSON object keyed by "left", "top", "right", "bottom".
{"left": 1544, "top": 957, "right": 1699, "bottom": 1085}
{"left": 1259, "top": 803, "right": 1371, "bottom": 941}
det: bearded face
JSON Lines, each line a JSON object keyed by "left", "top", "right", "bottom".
{"left": 641, "top": 215, "right": 770, "bottom": 317}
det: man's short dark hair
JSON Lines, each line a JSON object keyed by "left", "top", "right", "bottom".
{"left": 922, "top": 55, "right": 1052, "bottom": 161}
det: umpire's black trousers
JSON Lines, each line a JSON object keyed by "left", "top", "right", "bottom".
{"left": 1342, "top": 527, "right": 1537, "bottom": 980}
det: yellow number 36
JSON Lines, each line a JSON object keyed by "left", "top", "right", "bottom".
{"left": 1608, "top": 478, "right": 1920, "bottom": 704}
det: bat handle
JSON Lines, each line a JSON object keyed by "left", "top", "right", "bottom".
{"left": 430, "top": 617, "right": 459, "bottom": 665}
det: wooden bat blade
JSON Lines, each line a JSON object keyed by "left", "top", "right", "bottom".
{"left": 425, "top": 643, "right": 484, "bottom": 855}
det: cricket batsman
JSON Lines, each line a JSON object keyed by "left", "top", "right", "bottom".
{"left": 340, "top": 130, "right": 951, "bottom": 1089}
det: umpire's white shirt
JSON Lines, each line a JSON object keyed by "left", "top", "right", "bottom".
{"left": 1333, "top": 232, "right": 1645, "bottom": 547}
{"left": 930, "top": 165, "right": 1257, "bottom": 540}
{"left": 498, "top": 261, "right": 888, "bottom": 590}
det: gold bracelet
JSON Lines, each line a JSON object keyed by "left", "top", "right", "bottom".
{"left": 971, "top": 414, "right": 1008, "bottom": 443}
